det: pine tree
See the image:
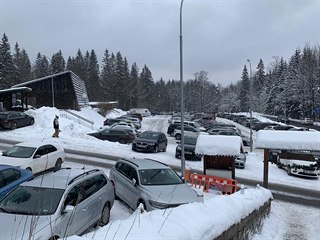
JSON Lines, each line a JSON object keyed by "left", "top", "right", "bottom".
{"left": 138, "top": 65, "right": 154, "bottom": 109}
{"left": 86, "top": 49, "right": 101, "bottom": 101}
{"left": 128, "top": 62, "right": 139, "bottom": 108}
{"left": 32, "top": 52, "right": 50, "bottom": 79}
{"left": 238, "top": 65, "right": 250, "bottom": 112}
{"left": 0, "top": 33, "right": 16, "bottom": 88}
{"left": 13, "top": 42, "right": 32, "bottom": 83}
{"left": 51, "top": 50, "right": 65, "bottom": 73}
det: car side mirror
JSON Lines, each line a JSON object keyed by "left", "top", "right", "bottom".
{"left": 63, "top": 205, "right": 75, "bottom": 214}
{"left": 131, "top": 178, "right": 137, "bottom": 186}
{"left": 2, "top": 151, "right": 7, "bottom": 156}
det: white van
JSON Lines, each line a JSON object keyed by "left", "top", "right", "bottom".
{"left": 129, "top": 108, "right": 151, "bottom": 117}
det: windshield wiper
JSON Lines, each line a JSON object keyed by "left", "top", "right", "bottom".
{"left": 150, "top": 170, "right": 162, "bottom": 181}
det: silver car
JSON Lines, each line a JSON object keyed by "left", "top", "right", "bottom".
{"left": 110, "top": 158, "right": 201, "bottom": 211}
{"left": 0, "top": 168, "right": 114, "bottom": 240}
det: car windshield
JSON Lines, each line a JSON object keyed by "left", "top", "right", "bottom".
{"left": 0, "top": 186, "right": 64, "bottom": 215}
{"left": 139, "top": 169, "right": 183, "bottom": 185}
{"left": 139, "top": 132, "right": 159, "bottom": 139}
{"left": 2, "top": 146, "right": 36, "bottom": 158}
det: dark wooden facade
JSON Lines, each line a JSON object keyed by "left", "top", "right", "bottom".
{"left": 12, "top": 71, "right": 89, "bottom": 110}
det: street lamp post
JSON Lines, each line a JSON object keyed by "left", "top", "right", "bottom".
{"left": 247, "top": 59, "right": 253, "bottom": 152}
{"left": 180, "top": 0, "right": 185, "bottom": 178}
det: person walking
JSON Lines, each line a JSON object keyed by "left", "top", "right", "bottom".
{"left": 52, "top": 115, "right": 60, "bottom": 138}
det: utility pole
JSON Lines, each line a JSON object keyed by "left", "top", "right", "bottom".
{"left": 247, "top": 59, "right": 253, "bottom": 152}
{"left": 180, "top": 0, "right": 185, "bottom": 178}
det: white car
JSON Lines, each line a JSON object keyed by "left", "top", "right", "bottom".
{"left": 173, "top": 125, "right": 207, "bottom": 140}
{"left": 0, "top": 141, "right": 65, "bottom": 174}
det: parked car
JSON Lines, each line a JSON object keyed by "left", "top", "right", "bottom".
{"left": 0, "top": 111, "right": 34, "bottom": 130}
{"left": 104, "top": 121, "right": 141, "bottom": 135}
{"left": 269, "top": 150, "right": 318, "bottom": 179}
{"left": 129, "top": 108, "right": 151, "bottom": 117}
{"left": 302, "top": 118, "right": 314, "bottom": 125}
{"left": 175, "top": 136, "right": 202, "bottom": 161}
{"left": 132, "top": 131, "right": 167, "bottom": 153}
{"left": 0, "top": 165, "right": 33, "bottom": 200}
{"left": 252, "top": 122, "right": 279, "bottom": 131}
{"left": 109, "top": 158, "right": 201, "bottom": 211}
{"left": 0, "top": 168, "right": 115, "bottom": 239}
{"left": 103, "top": 118, "right": 125, "bottom": 126}
{"left": 0, "top": 142, "right": 65, "bottom": 175}
{"left": 88, "top": 128, "right": 136, "bottom": 144}
{"left": 235, "top": 146, "right": 247, "bottom": 169}
{"left": 277, "top": 115, "right": 290, "bottom": 124}
{"left": 173, "top": 125, "right": 203, "bottom": 140}
{"left": 264, "top": 125, "right": 293, "bottom": 130}
{"left": 116, "top": 116, "right": 141, "bottom": 129}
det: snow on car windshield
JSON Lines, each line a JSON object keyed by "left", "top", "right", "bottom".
{"left": 3, "top": 146, "right": 36, "bottom": 158}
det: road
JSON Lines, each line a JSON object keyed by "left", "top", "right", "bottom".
{"left": 2, "top": 137, "right": 317, "bottom": 208}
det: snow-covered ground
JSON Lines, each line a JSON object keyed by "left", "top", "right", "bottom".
{"left": 0, "top": 107, "right": 319, "bottom": 239}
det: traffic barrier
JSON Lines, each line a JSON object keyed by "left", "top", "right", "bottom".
{"left": 191, "top": 173, "right": 238, "bottom": 195}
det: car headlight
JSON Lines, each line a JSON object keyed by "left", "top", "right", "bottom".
{"left": 149, "top": 200, "right": 169, "bottom": 209}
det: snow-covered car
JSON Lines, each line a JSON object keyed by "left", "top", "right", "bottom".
{"left": 0, "top": 141, "right": 65, "bottom": 174}
{"left": 269, "top": 150, "right": 319, "bottom": 179}
{"left": 0, "top": 168, "right": 114, "bottom": 239}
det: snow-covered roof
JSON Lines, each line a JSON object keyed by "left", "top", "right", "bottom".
{"left": 255, "top": 130, "right": 320, "bottom": 151}
{"left": 195, "top": 135, "right": 242, "bottom": 156}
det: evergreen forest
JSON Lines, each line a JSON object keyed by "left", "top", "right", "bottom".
{"left": 0, "top": 33, "right": 319, "bottom": 120}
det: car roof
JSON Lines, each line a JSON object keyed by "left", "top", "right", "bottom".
{"left": 21, "top": 168, "right": 103, "bottom": 189}
{"left": 119, "top": 158, "right": 170, "bottom": 170}
{"left": 15, "top": 141, "right": 62, "bottom": 148}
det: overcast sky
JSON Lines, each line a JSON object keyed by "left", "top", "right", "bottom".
{"left": 0, "top": 0, "right": 319, "bottom": 86}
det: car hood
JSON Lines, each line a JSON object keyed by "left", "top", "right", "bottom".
{"left": 135, "top": 138, "right": 157, "bottom": 144}
{"left": 0, "top": 156, "right": 29, "bottom": 168}
{"left": 0, "top": 213, "right": 51, "bottom": 239}
{"left": 177, "top": 144, "right": 196, "bottom": 151}
{"left": 141, "top": 183, "right": 198, "bottom": 204}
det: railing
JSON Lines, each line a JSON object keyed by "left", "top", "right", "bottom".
{"left": 60, "top": 110, "right": 94, "bottom": 129}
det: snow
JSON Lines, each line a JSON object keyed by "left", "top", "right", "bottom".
{"left": 0, "top": 107, "right": 319, "bottom": 239}
{"left": 195, "top": 135, "right": 241, "bottom": 156}
{"left": 255, "top": 130, "right": 320, "bottom": 151}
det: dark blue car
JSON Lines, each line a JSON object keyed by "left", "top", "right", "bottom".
{"left": 0, "top": 165, "right": 33, "bottom": 199}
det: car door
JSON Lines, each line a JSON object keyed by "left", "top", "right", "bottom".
{"left": 159, "top": 133, "right": 167, "bottom": 150}
{"left": 31, "top": 145, "right": 46, "bottom": 173}
{"left": 45, "top": 144, "right": 60, "bottom": 169}
{"left": 120, "top": 165, "right": 140, "bottom": 208}
{"left": 8, "top": 112, "right": 20, "bottom": 127}
{"left": 60, "top": 184, "right": 89, "bottom": 236}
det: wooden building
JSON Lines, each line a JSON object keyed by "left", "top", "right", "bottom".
{"left": 11, "top": 71, "right": 89, "bottom": 110}
{"left": 195, "top": 135, "right": 242, "bottom": 179}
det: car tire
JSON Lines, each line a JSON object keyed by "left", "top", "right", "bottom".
{"left": 175, "top": 133, "right": 181, "bottom": 140}
{"left": 154, "top": 145, "right": 159, "bottom": 153}
{"left": 55, "top": 159, "right": 62, "bottom": 171}
{"left": 29, "top": 118, "right": 34, "bottom": 125}
{"left": 48, "top": 236, "right": 59, "bottom": 240}
{"left": 11, "top": 122, "right": 17, "bottom": 130}
{"left": 137, "top": 199, "right": 146, "bottom": 211}
{"left": 99, "top": 203, "right": 110, "bottom": 226}
{"left": 163, "top": 145, "right": 167, "bottom": 152}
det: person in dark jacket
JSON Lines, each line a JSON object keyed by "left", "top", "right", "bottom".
{"left": 52, "top": 115, "right": 60, "bottom": 138}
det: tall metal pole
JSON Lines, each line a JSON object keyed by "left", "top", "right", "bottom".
{"left": 247, "top": 59, "right": 253, "bottom": 152}
{"left": 180, "top": 0, "right": 185, "bottom": 178}
{"left": 45, "top": 56, "right": 55, "bottom": 107}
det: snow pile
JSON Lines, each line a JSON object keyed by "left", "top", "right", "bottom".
{"left": 69, "top": 186, "right": 272, "bottom": 240}
{"left": 195, "top": 135, "right": 242, "bottom": 156}
{"left": 255, "top": 130, "right": 320, "bottom": 151}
